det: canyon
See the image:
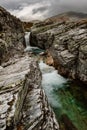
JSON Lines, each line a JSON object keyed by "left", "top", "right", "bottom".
{"left": 0, "top": 5, "right": 87, "bottom": 130}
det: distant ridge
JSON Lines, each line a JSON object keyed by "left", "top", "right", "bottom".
{"left": 45, "top": 11, "right": 87, "bottom": 23}
{"left": 48, "top": 11, "right": 87, "bottom": 19}
{"left": 66, "top": 11, "right": 87, "bottom": 18}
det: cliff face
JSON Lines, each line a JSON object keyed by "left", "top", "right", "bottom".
{"left": 0, "top": 6, "right": 25, "bottom": 64}
{"left": 30, "top": 17, "right": 87, "bottom": 84}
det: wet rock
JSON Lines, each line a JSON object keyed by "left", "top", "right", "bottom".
{"left": 46, "top": 51, "right": 54, "bottom": 66}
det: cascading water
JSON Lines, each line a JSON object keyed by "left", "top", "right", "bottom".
{"left": 25, "top": 32, "right": 87, "bottom": 130}
{"left": 24, "top": 32, "right": 33, "bottom": 52}
{"left": 39, "top": 61, "right": 67, "bottom": 107}
{"left": 25, "top": 32, "right": 31, "bottom": 46}
{"left": 24, "top": 32, "right": 45, "bottom": 54}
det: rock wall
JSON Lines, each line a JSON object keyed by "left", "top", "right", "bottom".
{"left": 30, "top": 19, "right": 87, "bottom": 84}
{"left": 30, "top": 32, "right": 54, "bottom": 49}
{"left": 0, "top": 6, "right": 25, "bottom": 64}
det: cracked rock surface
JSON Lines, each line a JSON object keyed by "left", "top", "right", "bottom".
{"left": 0, "top": 56, "right": 59, "bottom": 130}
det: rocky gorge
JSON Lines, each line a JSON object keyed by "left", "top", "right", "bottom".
{"left": 0, "top": 5, "right": 87, "bottom": 130}
{"left": 30, "top": 17, "right": 87, "bottom": 84}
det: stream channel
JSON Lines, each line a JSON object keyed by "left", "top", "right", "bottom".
{"left": 25, "top": 32, "right": 87, "bottom": 130}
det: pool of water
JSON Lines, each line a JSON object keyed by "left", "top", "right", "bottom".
{"left": 39, "top": 61, "right": 87, "bottom": 130}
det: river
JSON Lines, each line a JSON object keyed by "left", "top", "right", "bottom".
{"left": 25, "top": 32, "right": 87, "bottom": 130}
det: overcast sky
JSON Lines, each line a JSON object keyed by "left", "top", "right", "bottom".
{"left": 0, "top": 0, "right": 87, "bottom": 21}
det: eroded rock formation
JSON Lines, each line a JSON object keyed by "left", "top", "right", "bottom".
{"left": 14, "top": 59, "right": 59, "bottom": 130}
{"left": 0, "top": 56, "right": 30, "bottom": 130}
{"left": 30, "top": 18, "right": 87, "bottom": 84}
{"left": 0, "top": 56, "right": 59, "bottom": 130}
{"left": 0, "top": 6, "right": 25, "bottom": 64}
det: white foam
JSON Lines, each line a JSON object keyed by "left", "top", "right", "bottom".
{"left": 39, "top": 61, "right": 67, "bottom": 107}
{"left": 39, "top": 61, "right": 55, "bottom": 74}
{"left": 24, "top": 46, "right": 32, "bottom": 52}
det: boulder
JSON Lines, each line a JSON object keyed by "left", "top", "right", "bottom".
{"left": 30, "top": 32, "right": 54, "bottom": 49}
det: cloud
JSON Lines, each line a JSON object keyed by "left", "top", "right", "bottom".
{"left": 9, "top": 2, "right": 51, "bottom": 21}
{"left": 60, "top": 0, "right": 87, "bottom": 13}
{"left": 0, "top": 0, "right": 87, "bottom": 21}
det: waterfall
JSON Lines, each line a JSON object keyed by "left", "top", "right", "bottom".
{"left": 24, "top": 32, "right": 45, "bottom": 54}
{"left": 25, "top": 32, "right": 31, "bottom": 46}
{"left": 24, "top": 32, "right": 32, "bottom": 52}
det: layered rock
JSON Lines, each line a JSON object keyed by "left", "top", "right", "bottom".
{"left": 0, "top": 56, "right": 30, "bottom": 130}
{"left": 14, "top": 60, "right": 59, "bottom": 130}
{"left": 30, "top": 18, "right": 87, "bottom": 84}
{"left": 0, "top": 56, "right": 59, "bottom": 130}
{"left": 0, "top": 6, "right": 25, "bottom": 64}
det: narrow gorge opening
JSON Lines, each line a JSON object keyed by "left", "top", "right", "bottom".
{"left": 24, "top": 32, "right": 87, "bottom": 130}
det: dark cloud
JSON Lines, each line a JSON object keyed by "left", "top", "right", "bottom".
{"left": 0, "top": 0, "right": 87, "bottom": 21}
{"left": 32, "top": 7, "right": 47, "bottom": 15}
